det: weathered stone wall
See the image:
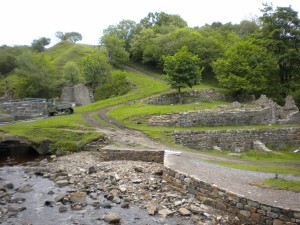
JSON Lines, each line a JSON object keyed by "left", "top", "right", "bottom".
{"left": 149, "top": 107, "right": 273, "bottom": 127}
{"left": 98, "top": 149, "right": 165, "bottom": 164}
{"left": 61, "top": 84, "right": 93, "bottom": 106}
{"left": 144, "top": 89, "right": 226, "bottom": 105}
{"left": 173, "top": 128, "right": 300, "bottom": 151}
{"left": 163, "top": 166, "right": 300, "bottom": 224}
{"left": 148, "top": 95, "right": 299, "bottom": 127}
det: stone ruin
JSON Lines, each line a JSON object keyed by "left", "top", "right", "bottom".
{"left": 61, "top": 84, "right": 93, "bottom": 106}
{"left": 148, "top": 95, "right": 300, "bottom": 127}
{"left": 144, "top": 88, "right": 226, "bottom": 105}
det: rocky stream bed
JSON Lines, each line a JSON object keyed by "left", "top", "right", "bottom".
{"left": 0, "top": 151, "right": 240, "bottom": 225}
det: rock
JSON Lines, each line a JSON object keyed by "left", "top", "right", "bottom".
{"left": 44, "top": 200, "right": 55, "bottom": 207}
{"left": 92, "top": 200, "right": 101, "bottom": 208}
{"left": 4, "top": 183, "right": 14, "bottom": 189}
{"left": 121, "top": 202, "right": 129, "bottom": 208}
{"left": 69, "top": 192, "right": 86, "bottom": 204}
{"left": 59, "top": 205, "right": 68, "bottom": 213}
{"left": 88, "top": 166, "right": 97, "bottom": 174}
{"left": 8, "top": 204, "right": 26, "bottom": 212}
{"left": 55, "top": 193, "right": 68, "bottom": 202}
{"left": 101, "top": 202, "right": 112, "bottom": 209}
{"left": 189, "top": 204, "right": 205, "bottom": 214}
{"left": 17, "top": 184, "right": 32, "bottom": 193}
{"left": 158, "top": 208, "right": 175, "bottom": 217}
{"left": 55, "top": 180, "right": 69, "bottom": 187}
{"left": 178, "top": 207, "right": 191, "bottom": 216}
{"left": 10, "top": 197, "right": 25, "bottom": 203}
{"left": 147, "top": 200, "right": 159, "bottom": 215}
{"left": 104, "top": 213, "right": 121, "bottom": 223}
{"left": 134, "top": 166, "right": 143, "bottom": 173}
{"left": 132, "top": 179, "right": 143, "bottom": 184}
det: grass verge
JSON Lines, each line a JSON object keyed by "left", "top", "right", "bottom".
{"left": 257, "top": 178, "right": 300, "bottom": 192}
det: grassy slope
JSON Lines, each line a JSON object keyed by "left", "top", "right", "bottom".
{"left": 1, "top": 43, "right": 299, "bottom": 181}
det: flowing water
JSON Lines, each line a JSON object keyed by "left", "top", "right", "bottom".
{"left": 0, "top": 146, "right": 194, "bottom": 225}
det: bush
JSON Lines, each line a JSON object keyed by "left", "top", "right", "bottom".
{"left": 94, "top": 70, "right": 132, "bottom": 100}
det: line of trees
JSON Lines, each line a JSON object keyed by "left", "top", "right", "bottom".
{"left": 1, "top": 3, "right": 299, "bottom": 105}
{"left": 101, "top": 4, "right": 300, "bottom": 105}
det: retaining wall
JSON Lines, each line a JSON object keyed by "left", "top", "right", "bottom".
{"left": 98, "top": 149, "right": 164, "bottom": 164}
{"left": 149, "top": 107, "right": 274, "bottom": 127}
{"left": 174, "top": 128, "right": 300, "bottom": 151}
{"left": 163, "top": 166, "right": 300, "bottom": 225}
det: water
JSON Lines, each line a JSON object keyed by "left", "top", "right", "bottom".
{"left": 0, "top": 147, "right": 195, "bottom": 225}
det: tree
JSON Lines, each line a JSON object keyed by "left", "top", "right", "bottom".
{"left": 163, "top": 46, "right": 202, "bottom": 93}
{"left": 212, "top": 40, "right": 278, "bottom": 96}
{"left": 31, "top": 37, "right": 51, "bottom": 52}
{"left": 259, "top": 4, "right": 300, "bottom": 93}
{"left": 81, "top": 51, "right": 112, "bottom": 91}
{"left": 100, "top": 34, "right": 129, "bottom": 64}
{"left": 94, "top": 70, "right": 131, "bottom": 100}
{"left": 15, "top": 52, "right": 58, "bottom": 98}
{"left": 62, "top": 61, "right": 83, "bottom": 86}
{"left": 55, "top": 31, "right": 82, "bottom": 43}
{"left": 103, "top": 20, "right": 137, "bottom": 50}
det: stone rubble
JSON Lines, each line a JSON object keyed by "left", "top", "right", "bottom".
{"left": 0, "top": 151, "right": 238, "bottom": 224}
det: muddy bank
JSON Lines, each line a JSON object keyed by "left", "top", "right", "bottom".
{"left": 0, "top": 151, "right": 238, "bottom": 225}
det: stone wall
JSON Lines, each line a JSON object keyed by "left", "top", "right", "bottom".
{"left": 149, "top": 96, "right": 300, "bottom": 127}
{"left": 61, "top": 84, "right": 93, "bottom": 106}
{"left": 163, "top": 166, "right": 300, "bottom": 224}
{"left": 98, "top": 149, "right": 165, "bottom": 164}
{"left": 144, "top": 89, "right": 226, "bottom": 105}
{"left": 149, "top": 107, "right": 273, "bottom": 127}
{"left": 173, "top": 128, "right": 300, "bottom": 151}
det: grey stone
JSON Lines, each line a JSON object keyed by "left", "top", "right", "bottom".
{"left": 104, "top": 213, "right": 121, "bottom": 223}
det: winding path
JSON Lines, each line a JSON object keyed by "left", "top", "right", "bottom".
{"left": 83, "top": 66, "right": 300, "bottom": 210}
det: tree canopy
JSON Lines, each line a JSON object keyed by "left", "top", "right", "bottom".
{"left": 163, "top": 46, "right": 202, "bottom": 93}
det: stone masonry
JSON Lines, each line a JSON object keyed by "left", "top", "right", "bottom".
{"left": 163, "top": 166, "right": 300, "bottom": 225}
{"left": 148, "top": 95, "right": 300, "bottom": 127}
{"left": 61, "top": 84, "right": 93, "bottom": 106}
{"left": 173, "top": 128, "right": 300, "bottom": 152}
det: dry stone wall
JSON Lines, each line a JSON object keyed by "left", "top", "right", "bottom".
{"left": 149, "top": 107, "right": 273, "bottom": 127}
{"left": 173, "top": 128, "right": 300, "bottom": 151}
{"left": 144, "top": 89, "right": 226, "bottom": 105}
{"left": 163, "top": 166, "right": 300, "bottom": 224}
{"left": 98, "top": 149, "right": 164, "bottom": 164}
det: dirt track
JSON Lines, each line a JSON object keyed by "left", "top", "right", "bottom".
{"left": 82, "top": 66, "right": 300, "bottom": 210}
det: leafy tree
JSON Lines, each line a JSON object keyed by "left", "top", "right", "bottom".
{"left": 31, "top": 37, "right": 51, "bottom": 52}
{"left": 259, "top": 4, "right": 300, "bottom": 93}
{"left": 163, "top": 46, "right": 202, "bottom": 93}
{"left": 212, "top": 40, "right": 278, "bottom": 96}
{"left": 81, "top": 51, "right": 112, "bottom": 91}
{"left": 15, "top": 52, "right": 58, "bottom": 98}
{"left": 100, "top": 34, "right": 129, "bottom": 64}
{"left": 0, "top": 45, "right": 30, "bottom": 75}
{"left": 61, "top": 61, "right": 84, "bottom": 86}
{"left": 94, "top": 70, "right": 131, "bottom": 100}
{"left": 55, "top": 31, "right": 82, "bottom": 43}
{"left": 103, "top": 20, "right": 137, "bottom": 50}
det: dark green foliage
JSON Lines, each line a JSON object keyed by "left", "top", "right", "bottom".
{"left": 94, "top": 70, "right": 131, "bottom": 100}
{"left": 259, "top": 4, "right": 300, "bottom": 94}
{"left": 15, "top": 52, "right": 59, "bottom": 98}
{"left": 55, "top": 31, "right": 82, "bottom": 43}
{"left": 100, "top": 34, "right": 129, "bottom": 64}
{"left": 163, "top": 46, "right": 202, "bottom": 93}
{"left": 81, "top": 51, "right": 112, "bottom": 91}
{"left": 31, "top": 37, "right": 51, "bottom": 52}
{"left": 212, "top": 40, "right": 279, "bottom": 96}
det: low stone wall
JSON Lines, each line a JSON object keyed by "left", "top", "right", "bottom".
{"left": 174, "top": 128, "right": 300, "bottom": 151}
{"left": 61, "top": 84, "right": 93, "bottom": 106}
{"left": 98, "top": 149, "right": 164, "bottom": 164}
{"left": 149, "top": 107, "right": 273, "bottom": 127}
{"left": 144, "top": 89, "right": 226, "bottom": 105}
{"left": 163, "top": 166, "right": 300, "bottom": 225}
